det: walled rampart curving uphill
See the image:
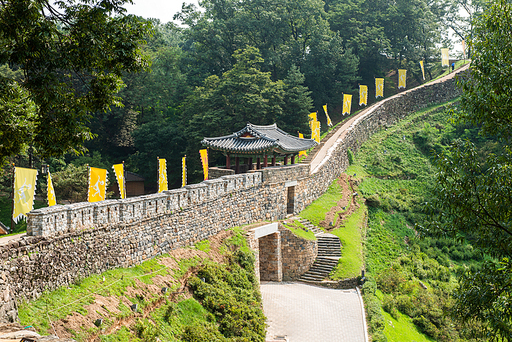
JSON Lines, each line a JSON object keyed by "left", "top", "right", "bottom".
{"left": 0, "top": 68, "right": 465, "bottom": 322}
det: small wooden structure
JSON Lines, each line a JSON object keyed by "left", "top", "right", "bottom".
{"left": 202, "top": 123, "right": 317, "bottom": 174}
{"left": 109, "top": 171, "right": 145, "bottom": 197}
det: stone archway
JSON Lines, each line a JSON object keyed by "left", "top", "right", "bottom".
{"left": 247, "top": 223, "right": 282, "bottom": 282}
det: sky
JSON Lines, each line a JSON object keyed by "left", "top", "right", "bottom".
{"left": 124, "top": 0, "right": 200, "bottom": 25}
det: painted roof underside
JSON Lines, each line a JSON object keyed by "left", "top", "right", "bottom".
{"left": 202, "top": 123, "right": 317, "bottom": 154}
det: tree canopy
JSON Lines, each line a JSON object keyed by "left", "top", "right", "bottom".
{"left": 423, "top": 0, "right": 512, "bottom": 339}
{"left": 0, "top": 0, "right": 151, "bottom": 164}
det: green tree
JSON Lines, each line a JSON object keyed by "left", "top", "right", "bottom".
{"left": 183, "top": 47, "right": 311, "bottom": 182}
{"left": 423, "top": 0, "right": 512, "bottom": 339}
{"left": 0, "top": 0, "right": 151, "bottom": 164}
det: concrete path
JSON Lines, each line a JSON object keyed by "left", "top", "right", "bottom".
{"left": 309, "top": 63, "right": 470, "bottom": 174}
{"left": 261, "top": 282, "right": 367, "bottom": 342}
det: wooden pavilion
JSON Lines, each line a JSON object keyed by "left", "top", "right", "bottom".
{"left": 202, "top": 123, "right": 317, "bottom": 174}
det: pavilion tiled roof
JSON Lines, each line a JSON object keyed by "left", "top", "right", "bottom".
{"left": 201, "top": 123, "right": 317, "bottom": 155}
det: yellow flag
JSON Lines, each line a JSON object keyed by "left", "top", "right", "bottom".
{"left": 298, "top": 133, "right": 307, "bottom": 158}
{"left": 375, "top": 78, "right": 384, "bottom": 98}
{"left": 359, "top": 85, "right": 368, "bottom": 106}
{"left": 88, "top": 167, "right": 108, "bottom": 202}
{"left": 13, "top": 167, "right": 38, "bottom": 223}
{"left": 323, "top": 104, "right": 332, "bottom": 127}
{"left": 47, "top": 171, "right": 56, "bottom": 207}
{"left": 441, "top": 48, "right": 449, "bottom": 67}
{"left": 182, "top": 156, "right": 187, "bottom": 187}
{"left": 158, "top": 158, "right": 168, "bottom": 193}
{"left": 310, "top": 121, "right": 318, "bottom": 142}
{"left": 113, "top": 164, "right": 125, "bottom": 199}
{"left": 419, "top": 60, "right": 425, "bottom": 80}
{"left": 398, "top": 69, "right": 407, "bottom": 89}
{"left": 342, "top": 94, "right": 352, "bottom": 115}
{"left": 314, "top": 121, "right": 321, "bottom": 143}
{"left": 199, "top": 149, "right": 209, "bottom": 180}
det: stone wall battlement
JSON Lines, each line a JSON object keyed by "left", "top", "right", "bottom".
{"left": 27, "top": 172, "right": 263, "bottom": 236}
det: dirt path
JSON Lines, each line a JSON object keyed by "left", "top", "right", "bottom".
{"left": 319, "top": 174, "right": 360, "bottom": 230}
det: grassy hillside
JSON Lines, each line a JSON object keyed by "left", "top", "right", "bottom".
{"left": 18, "top": 227, "right": 266, "bottom": 341}
{"left": 351, "top": 99, "right": 491, "bottom": 342}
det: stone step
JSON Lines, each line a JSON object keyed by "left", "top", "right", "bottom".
{"left": 300, "top": 275, "right": 326, "bottom": 281}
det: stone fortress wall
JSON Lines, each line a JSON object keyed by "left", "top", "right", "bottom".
{"left": 0, "top": 71, "right": 463, "bottom": 322}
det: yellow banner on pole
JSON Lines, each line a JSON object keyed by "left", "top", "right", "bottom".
{"left": 359, "top": 85, "right": 368, "bottom": 106}
{"left": 398, "top": 69, "right": 407, "bottom": 89}
{"left": 47, "top": 171, "right": 56, "bottom": 207}
{"left": 88, "top": 167, "right": 107, "bottom": 203}
{"left": 182, "top": 156, "right": 187, "bottom": 187}
{"left": 419, "top": 60, "right": 425, "bottom": 80}
{"left": 112, "top": 163, "right": 125, "bottom": 199}
{"left": 308, "top": 112, "right": 317, "bottom": 123}
{"left": 314, "top": 121, "right": 321, "bottom": 143}
{"left": 200, "top": 149, "right": 209, "bottom": 180}
{"left": 13, "top": 167, "right": 38, "bottom": 223}
{"left": 298, "top": 133, "right": 307, "bottom": 158}
{"left": 342, "top": 94, "right": 352, "bottom": 115}
{"left": 375, "top": 78, "right": 384, "bottom": 98}
{"left": 441, "top": 48, "right": 449, "bottom": 67}
{"left": 158, "top": 158, "right": 168, "bottom": 193}
{"left": 323, "top": 105, "right": 332, "bottom": 127}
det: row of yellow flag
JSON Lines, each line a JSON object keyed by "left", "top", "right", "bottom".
{"left": 306, "top": 46, "right": 455, "bottom": 141}
{"left": 12, "top": 150, "right": 211, "bottom": 222}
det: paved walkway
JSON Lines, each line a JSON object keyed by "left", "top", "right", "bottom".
{"left": 261, "top": 282, "right": 367, "bottom": 342}
{"left": 309, "top": 63, "right": 470, "bottom": 174}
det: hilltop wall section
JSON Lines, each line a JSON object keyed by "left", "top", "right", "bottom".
{"left": 0, "top": 73, "right": 462, "bottom": 322}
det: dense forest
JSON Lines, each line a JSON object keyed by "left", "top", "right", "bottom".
{"left": 0, "top": 0, "right": 478, "bottom": 193}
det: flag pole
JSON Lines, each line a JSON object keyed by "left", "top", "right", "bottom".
{"left": 10, "top": 163, "right": 15, "bottom": 233}
{"left": 122, "top": 161, "right": 126, "bottom": 199}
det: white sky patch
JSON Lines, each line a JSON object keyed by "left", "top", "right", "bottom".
{"left": 124, "top": 0, "right": 200, "bottom": 25}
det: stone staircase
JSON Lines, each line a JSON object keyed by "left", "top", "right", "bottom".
{"left": 296, "top": 219, "right": 342, "bottom": 283}
{"left": 297, "top": 218, "right": 323, "bottom": 234}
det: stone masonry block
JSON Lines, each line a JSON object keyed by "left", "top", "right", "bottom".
{"left": 185, "top": 184, "right": 208, "bottom": 205}
{"left": 67, "top": 202, "right": 94, "bottom": 231}
{"left": 164, "top": 189, "right": 183, "bottom": 212}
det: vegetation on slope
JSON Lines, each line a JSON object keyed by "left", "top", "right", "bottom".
{"left": 18, "top": 228, "right": 265, "bottom": 341}
{"left": 349, "top": 99, "right": 499, "bottom": 342}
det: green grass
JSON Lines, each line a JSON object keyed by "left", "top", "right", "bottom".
{"left": 299, "top": 179, "right": 342, "bottom": 226}
{"left": 283, "top": 220, "right": 317, "bottom": 241}
{"left": 194, "top": 239, "right": 211, "bottom": 253}
{"left": 426, "top": 60, "right": 470, "bottom": 84}
{"left": 330, "top": 203, "right": 366, "bottom": 279}
{"left": 18, "top": 255, "right": 173, "bottom": 335}
{"left": 382, "top": 310, "right": 436, "bottom": 342}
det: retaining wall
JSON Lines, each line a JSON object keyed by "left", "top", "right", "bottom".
{"left": 0, "top": 71, "right": 463, "bottom": 322}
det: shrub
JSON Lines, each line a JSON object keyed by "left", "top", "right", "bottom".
{"left": 188, "top": 254, "right": 265, "bottom": 341}
{"left": 182, "top": 323, "right": 227, "bottom": 342}
{"left": 348, "top": 148, "right": 355, "bottom": 165}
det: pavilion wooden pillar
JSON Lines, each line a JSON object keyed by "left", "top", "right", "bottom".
{"left": 263, "top": 155, "right": 268, "bottom": 167}
{"left": 291, "top": 154, "right": 296, "bottom": 164}
{"left": 284, "top": 155, "right": 288, "bottom": 165}
{"left": 248, "top": 157, "right": 253, "bottom": 170}
{"left": 235, "top": 157, "right": 240, "bottom": 174}
{"left": 256, "top": 157, "right": 261, "bottom": 169}
{"left": 272, "top": 155, "right": 276, "bottom": 166}
{"left": 226, "top": 154, "right": 230, "bottom": 169}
